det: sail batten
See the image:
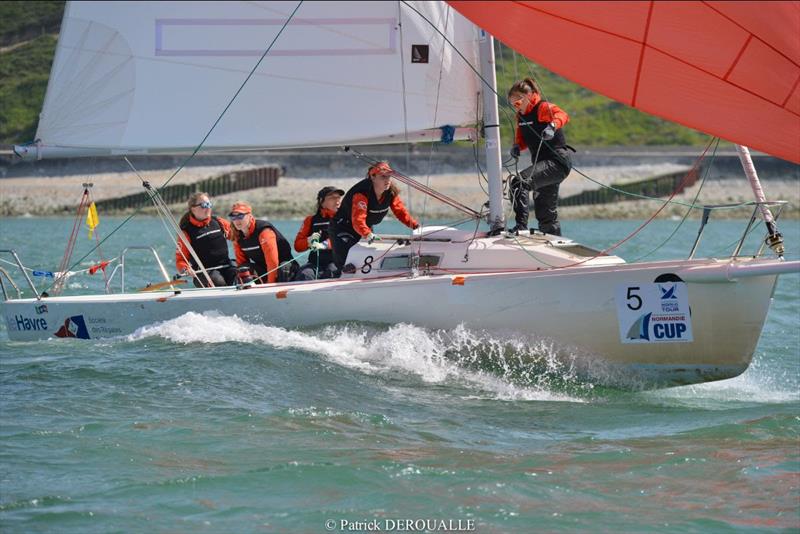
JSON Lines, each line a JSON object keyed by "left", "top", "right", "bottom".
{"left": 31, "top": 1, "right": 481, "bottom": 157}
{"left": 448, "top": 0, "right": 800, "bottom": 164}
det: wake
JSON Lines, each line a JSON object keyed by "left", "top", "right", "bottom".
{"left": 127, "top": 312, "right": 591, "bottom": 402}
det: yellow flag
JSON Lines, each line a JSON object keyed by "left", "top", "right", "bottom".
{"left": 86, "top": 202, "right": 99, "bottom": 239}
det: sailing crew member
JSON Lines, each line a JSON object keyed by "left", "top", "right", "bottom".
{"left": 229, "top": 201, "right": 299, "bottom": 284}
{"left": 508, "top": 77, "right": 573, "bottom": 236}
{"left": 330, "top": 161, "right": 419, "bottom": 270}
{"left": 175, "top": 192, "right": 237, "bottom": 287}
{"left": 293, "top": 186, "right": 344, "bottom": 281}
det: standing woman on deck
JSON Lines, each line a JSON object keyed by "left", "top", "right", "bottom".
{"left": 507, "top": 77, "right": 573, "bottom": 236}
{"left": 229, "top": 201, "right": 298, "bottom": 284}
{"left": 175, "top": 192, "right": 237, "bottom": 287}
{"left": 330, "top": 161, "right": 419, "bottom": 270}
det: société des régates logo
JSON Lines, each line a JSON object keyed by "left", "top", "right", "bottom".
{"left": 54, "top": 315, "right": 91, "bottom": 339}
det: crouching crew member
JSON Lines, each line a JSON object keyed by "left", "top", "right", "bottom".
{"left": 229, "top": 201, "right": 298, "bottom": 283}
{"left": 330, "top": 161, "right": 419, "bottom": 270}
{"left": 175, "top": 192, "right": 237, "bottom": 287}
{"left": 294, "top": 186, "right": 344, "bottom": 281}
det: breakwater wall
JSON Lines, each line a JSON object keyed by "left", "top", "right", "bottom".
{"left": 561, "top": 167, "right": 701, "bottom": 207}
{"left": 3, "top": 146, "right": 798, "bottom": 180}
{"left": 95, "top": 165, "right": 281, "bottom": 212}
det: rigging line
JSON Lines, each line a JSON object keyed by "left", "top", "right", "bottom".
{"left": 707, "top": 213, "right": 767, "bottom": 258}
{"left": 159, "top": 0, "right": 305, "bottom": 192}
{"left": 0, "top": 256, "right": 119, "bottom": 278}
{"left": 40, "top": 1, "right": 305, "bottom": 295}
{"left": 512, "top": 46, "right": 519, "bottom": 80}
{"left": 403, "top": 0, "right": 565, "bottom": 187}
{"left": 496, "top": 39, "right": 507, "bottom": 83}
{"left": 347, "top": 149, "right": 480, "bottom": 217}
{"left": 53, "top": 189, "right": 91, "bottom": 296}
{"left": 416, "top": 4, "right": 452, "bottom": 262}
{"left": 513, "top": 52, "right": 723, "bottom": 209}
{"left": 512, "top": 235, "right": 559, "bottom": 268}
{"left": 242, "top": 249, "right": 311, "bottom": 287}
{"left": 129, "top": 163, "right": 214, "bottom": 288}
{"left": 123, "top": 157, "right": 214, "bottom": 287}
{"left": 399, "top": 1, "right": 518, "bottom": 133}
{"left": 567, "top": 166, "right": 751, "bottom": 210}
{"left": 631, "top": 137, "right": 719, "bottom": 262}
{"left": 505, "top": 137, "right": 717, "bottom": 271}
{"left": 396, "top": 2, "right": 413, "bottom": 218}
{"left": 473, "top": 92, "right": 490, "bottom": 199}
{"left": 550, "top": 138, "right": 718, "bottom": 269}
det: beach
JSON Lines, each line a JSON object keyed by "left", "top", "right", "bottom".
{"left": 1, "top": 160, "right": 798, "bottom": 220}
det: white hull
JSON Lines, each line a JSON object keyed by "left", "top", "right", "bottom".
{"left": 3, "top": 229, "right": 784, "bottom": 387}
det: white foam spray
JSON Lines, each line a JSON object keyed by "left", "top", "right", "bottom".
{"left": 128, "top": 312, "right": 588, "bottom": 402}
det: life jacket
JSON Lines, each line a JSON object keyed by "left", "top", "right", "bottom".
{"left": 308, "top": 210, "right": 335, "bottom": 265}
{"left": 335, "top": 178, "right": 395, "bottom": 236}
{"left": 238, "top": 220, "right": 298, "bottom": 282}
{"left": 518, "top": 100, "right": 572, "bottom": 170}
{"left": 179, "top": 215, "right": 231, "bottom": 270}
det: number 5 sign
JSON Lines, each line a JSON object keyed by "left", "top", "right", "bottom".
{"left": 615, "top": 282, "right": 694, "bottom": 344}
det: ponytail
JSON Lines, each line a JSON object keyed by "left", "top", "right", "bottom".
{"left": 508, "top": 77, "right": 540, "bottom": 98}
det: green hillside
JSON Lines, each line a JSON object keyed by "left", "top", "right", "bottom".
{"left": 0, "top": 1, "right": 707, "bottom": 148}
{"left": 0, "top": 0, "right": 63, "bottom": 46}
{"left": 493, "top": 44, "right": 708, "bottom": 147}
{"left": 0, "top": 34, "right": 57, "bottom": 145}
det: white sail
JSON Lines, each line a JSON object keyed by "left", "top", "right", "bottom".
{"left": 33, "top": 1, "right": 480, "bottom": 156}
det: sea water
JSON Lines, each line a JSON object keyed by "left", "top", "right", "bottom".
{"left": 0, "top": 217, "right": 798, "bottom": 532}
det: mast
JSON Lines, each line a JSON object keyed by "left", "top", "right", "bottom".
{"left": 478, "top": 30, "right": 504, "bottom": 232}
{"left": 735, "top": 145, "right": 785, "bottom": 257}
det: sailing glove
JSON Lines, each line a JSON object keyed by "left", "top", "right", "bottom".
{"left": 309, "top": 241, "right": 326, "bottom": 251}
{"left": 366, "top": 233, "right": 381, "bottom": 244}
{"left": 510, "top": 144, "right": 521, "bottom": 159}
{"left": 541, "top": 123, "right": 556, "bottom": 141}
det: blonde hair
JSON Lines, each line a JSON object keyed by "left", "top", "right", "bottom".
{"left": 179, "top": 192, "right": 217, "bottom": 232}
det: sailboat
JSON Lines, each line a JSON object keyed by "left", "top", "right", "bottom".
{"left": 3, "top": 1, "right": 799, "bottom": 388}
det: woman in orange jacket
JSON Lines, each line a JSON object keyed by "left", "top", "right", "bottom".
{"left": 229, "top": 201, "right": 298, "bottom": 284}
{"left": 330, "top": 162, "right": 419, "bottom": 270}
{"left": 507, "top": 77, "right": 573, "bottom": 236}
{"left": 293, "top": 186, "right": 344, "bottom": 280}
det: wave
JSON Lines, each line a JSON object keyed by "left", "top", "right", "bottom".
{"left": 125, "top": 311, "right": 799, "bottom": 404}
{"left": 127, "top": 312, "right": 593, "bottom": 402}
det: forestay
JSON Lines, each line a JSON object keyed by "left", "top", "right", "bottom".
{"left": 34, "top": 1, "right": 481, "bottom": 156}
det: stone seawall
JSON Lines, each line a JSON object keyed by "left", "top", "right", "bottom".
{"left": 3, "top": 146, "right": 798, "bottom": 181}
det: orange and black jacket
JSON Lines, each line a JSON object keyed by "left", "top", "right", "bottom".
{"left": 175, "top": 214, "right": 232, "bottom": 273}
{"left": 334, "top": 178, "right": 418, "bottom": 238}
{"left": 234, "top": 219, "right": 295, "bottom": 283}
{"left": 294, "top": 207, "right": 336, "bottom": 265}
{"left": 515, "top": 92, "right": 570, "bottom": 166}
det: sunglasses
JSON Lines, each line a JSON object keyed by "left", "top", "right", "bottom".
{"left": 229, "top": 212, "right": 247, "bottom": 220}
{"left": 193, "top": 201, "right": 212, "bottom": 209}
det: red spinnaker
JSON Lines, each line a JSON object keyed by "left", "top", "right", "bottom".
{"left": 447, "top": 1, "right": 800, "bottom": 163}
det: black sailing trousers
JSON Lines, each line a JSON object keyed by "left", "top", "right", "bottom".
{"left": 509, "top": 154, "right": 571, "bottom": 236}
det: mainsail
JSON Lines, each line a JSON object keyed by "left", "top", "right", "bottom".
{"left": 448, "top": 1, "right": 800, "bottom": 164}
{"left": 28, "top": 1, "right": 481, "bottom": 157}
